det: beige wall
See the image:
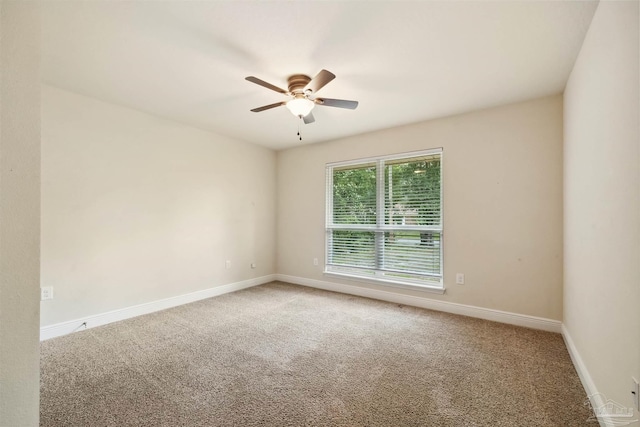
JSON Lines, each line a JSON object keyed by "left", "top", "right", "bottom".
{"left": 41, "top": 86, "right": 277, "bottom": 326}
{"left": 0, "top": 1, "right": 41, "bottom": 425}
{"left": 564, "top": 0, "right": 640, "bottom": 416}
{"left": 277, "top": 95, "right": 564, "bottom": 320}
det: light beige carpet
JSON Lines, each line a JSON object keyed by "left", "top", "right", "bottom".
{"left": 40, "top": 281, "right": 594, "bottom": 426}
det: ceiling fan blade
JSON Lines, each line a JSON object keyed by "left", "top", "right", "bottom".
{"left": 304, "top": 69, "right": 335, "bottom": 94}
{"left": 303, "top": 112, "right": 315, "bottom": 124}
{"left": 315, "top": 98, "right": 358, "bottom": 110}
{"left": 250, "top": 101, "right": 286, "bottom": 112}
{"left": 245, "top": 76, "right": 288, "bottom": 94}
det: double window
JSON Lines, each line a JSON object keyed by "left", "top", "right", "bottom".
{"left": 325, "top": 149, "right": 443, "bottom": 290}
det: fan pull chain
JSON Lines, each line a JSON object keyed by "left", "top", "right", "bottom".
{"left": 297, "top": 117, "right": 303, "bottom": 141}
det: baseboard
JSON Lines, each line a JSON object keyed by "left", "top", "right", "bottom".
{"left": 561, "top": 325, "right": 609, "bottom": 427}
{"left": 276, "top": 274, "right": 562, "bottom": 333}
{"left": 40, "top": 274, "right": 276, "bottom": 341}
{"left": 561, "top": 324, "right": 598, "bottom": 396}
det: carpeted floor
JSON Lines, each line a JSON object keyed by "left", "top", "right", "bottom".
{"left": 40, "top": 281, "right": 594, "bottom": 426}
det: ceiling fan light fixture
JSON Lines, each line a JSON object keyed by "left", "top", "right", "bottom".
{"left": 286, "top": 97, "right": 314, "bottom": 117}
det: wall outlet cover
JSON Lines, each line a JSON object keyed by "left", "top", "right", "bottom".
{"left": 41, "top": 286, "right": 54, "bottom": 300}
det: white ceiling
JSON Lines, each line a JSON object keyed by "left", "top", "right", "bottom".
{"left": 41, "top": 1, "right": 598, "bottom": 151}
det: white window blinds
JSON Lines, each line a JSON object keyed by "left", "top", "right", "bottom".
{"left": 326, "top": 149, "right": 443, "bottom": 289}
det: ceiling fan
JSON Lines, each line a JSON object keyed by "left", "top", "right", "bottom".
{"left": 245, "top": 69, "right": 358, "bottom": 124}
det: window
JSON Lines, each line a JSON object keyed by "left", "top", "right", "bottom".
{"left": 325, "top": 149, "right": 443, "bottom": 290}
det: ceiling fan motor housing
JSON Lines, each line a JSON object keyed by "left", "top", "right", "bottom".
{"left": 287, "top": 74, "right": 312, "bottom": 94}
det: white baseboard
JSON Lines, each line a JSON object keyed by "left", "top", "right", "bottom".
{"left": 561, "top": 324, "right": 598, "bottom": 396}
{"left": 561, "top": 325, "right": 609, "bottom": 427}
{"left": 40, "top": 274, "right": 276, "bottom": 341}
{"left": 276, "top": 274, "right": 562, "bottom": 333}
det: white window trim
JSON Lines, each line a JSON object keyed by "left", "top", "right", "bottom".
{"left": 324, "top": 271, "right": 446, "bottom": 294}
{"left": 325, "top": 148, "right": 444, "bottom": 291}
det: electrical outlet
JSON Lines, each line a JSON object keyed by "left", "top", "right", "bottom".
{"left": 251, "top": 263, "right": 256, "bottom": 269}
{"left": 225, "top": 260, "right": 231, "bottom": 269}
{"left": 41, "top": 286, "right": 54, "bottom": 301}
{"left": 455, "top": 273, "right": 465, "bottom": 285}
{"left": 313, "top": 258, "right": 319, "bottom": 266}
{"left": 632, "top": 377, "right": 639, "bottom": 411}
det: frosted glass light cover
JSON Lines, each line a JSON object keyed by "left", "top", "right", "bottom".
{"left": 286, "top": 98, "right": 314, "bottom": 117}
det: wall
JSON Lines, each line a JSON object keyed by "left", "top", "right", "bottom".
{"left": 563, "top": 0, "right": 640, "bottom": 418}
{"left": 277, "top": 95, "right": 564, "bottom": 321}
{"left": 0, "top": 1, "right": 41, "bottom": 425}
{"left": 41, "top": 85, "right": 277, "bottom": 327}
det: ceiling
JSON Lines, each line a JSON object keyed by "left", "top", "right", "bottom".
{"left": 41, "top": 1, "right": 599, "bottom": 151}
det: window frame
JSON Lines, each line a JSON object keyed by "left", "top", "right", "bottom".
{"left": 324, "top": 148, "right": 444, "bottom": 293}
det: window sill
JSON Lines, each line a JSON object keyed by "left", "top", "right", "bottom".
{"left": 323, "top": 271, "right": 446, "bottom": 295}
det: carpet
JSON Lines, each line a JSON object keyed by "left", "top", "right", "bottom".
{"left": 40, "top": 281, "right": 594, "bottom": 426}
